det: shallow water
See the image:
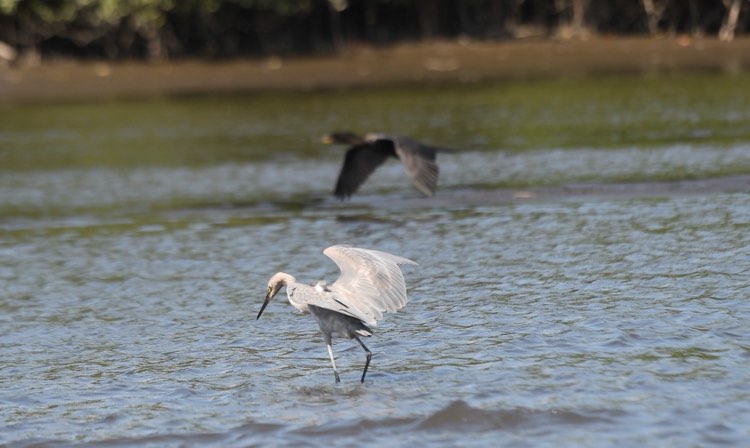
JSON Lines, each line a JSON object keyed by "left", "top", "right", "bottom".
{"left": 2, "top": 74, "right": 750, "bottom": 447}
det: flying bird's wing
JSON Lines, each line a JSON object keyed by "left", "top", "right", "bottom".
{"left": 334, "top": 142, "right": 392, "bottom": 199}
{"left": 391, "top": 137, "right": 439, "bottom": 196}
{"left": 323, "top": 245, "right": 417, "bottom": 326}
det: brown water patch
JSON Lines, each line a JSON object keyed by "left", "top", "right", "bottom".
{"left": 3, "top": 37, "right": 750, "bottom": 103}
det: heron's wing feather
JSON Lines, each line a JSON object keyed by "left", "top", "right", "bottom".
{"left": 289, "top": 283, "right": 365, "bottom": 321}
{"left": 392, "top": 137, "right": 439, "bottom": 196}
{"left": 324, "top": 245, "right": 417, "bottom": 326}
{"left": 334, "top": 143, "right": 392, "bottom": 199}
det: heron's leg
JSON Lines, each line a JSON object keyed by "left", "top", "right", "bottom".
{"left": 324, "top": 335, "right": 340, "bottom": 384}
{"left": 353, "top": 335, "right": 372, "bottom": 383}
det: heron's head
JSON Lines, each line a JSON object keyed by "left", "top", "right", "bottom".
{"left": 321, "top": 132, "right": 364, "bottom": 146}
{"left": 257, "top": 272, "right": 292, "bottom": 320}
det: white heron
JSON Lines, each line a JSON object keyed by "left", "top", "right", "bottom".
{"left": 321, "top": 132, "right": 454, "bottom": 199}
{"left": 257, "top": 244, "right": 417, "bottom": 383}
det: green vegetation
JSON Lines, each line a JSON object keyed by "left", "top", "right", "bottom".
{"left": 0, "top": 0, "right": 747, "bottom": 60}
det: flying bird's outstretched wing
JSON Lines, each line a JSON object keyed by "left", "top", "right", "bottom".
{"left": 391, "top": 137, "right": 439, "bottom": 197}
{"left": 334, "top": 142, "right": 393, "bottom": 199}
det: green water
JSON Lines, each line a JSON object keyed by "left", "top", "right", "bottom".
{"left": 2, "top": 72, "right": 750, "bottom": 171}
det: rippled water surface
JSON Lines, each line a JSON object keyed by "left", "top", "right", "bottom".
{"left": 2, "top": 74, "right": 750, "bottom": 446}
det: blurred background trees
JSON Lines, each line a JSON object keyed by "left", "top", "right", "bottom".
{"left": 0, "top": 0, "right": 747, "bottom": 61}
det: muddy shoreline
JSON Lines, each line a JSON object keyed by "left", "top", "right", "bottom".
{"left": 3, "top": 36, "right": 750, "bottom": 103}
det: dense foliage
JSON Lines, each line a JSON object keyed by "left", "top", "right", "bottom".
{"left": 0, "top": 0, "right": 747, "bottom": 60}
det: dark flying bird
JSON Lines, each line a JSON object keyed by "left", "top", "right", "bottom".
{"left": 257, "top": 245, "right": 417, "bottom": 383}
{"left": 321, "top": 132, "right": 453, "bottom": 199}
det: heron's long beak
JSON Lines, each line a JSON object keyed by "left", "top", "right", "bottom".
{"left": 320, "top": 135, "right": 333, "bottom": 144}
{"left": 257, "top": 292, "right": 272, "bottom": 320}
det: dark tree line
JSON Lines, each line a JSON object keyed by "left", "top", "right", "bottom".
{"left": 0, "top": 0, "right": 748, "bottom": 61}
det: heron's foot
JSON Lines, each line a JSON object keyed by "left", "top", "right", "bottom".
{"left": 334, "top": 371, "right": 341, "bottom": 384}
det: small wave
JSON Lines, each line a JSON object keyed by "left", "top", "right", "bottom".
{"left": 285, "top": 400, "right": 624, "bottom": 438}
{"left": 417, "top": 400, "right": 621, "bottom": 431}
{"left": 15, "top": 403, "right": 626, "bottom": 447}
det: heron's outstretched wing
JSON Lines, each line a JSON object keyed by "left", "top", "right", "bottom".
{"left": 392, "top": 137, "right": 439, "bottom": 197}
{"left": 323, "top": 245, "right": 417, "bottom": 326}
{"left": 285, "top": 282, "right": 366, "bottom": 322}
{"left": 334, "top": 142, "right": 393, "bottom": 199}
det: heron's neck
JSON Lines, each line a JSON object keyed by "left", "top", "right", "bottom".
{"left": 276, "top": 272, "right": 296, "bottom": 285}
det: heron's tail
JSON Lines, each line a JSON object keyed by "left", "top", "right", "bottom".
{"left": 353, "top": 321, "right": 373, "bottom": 338}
